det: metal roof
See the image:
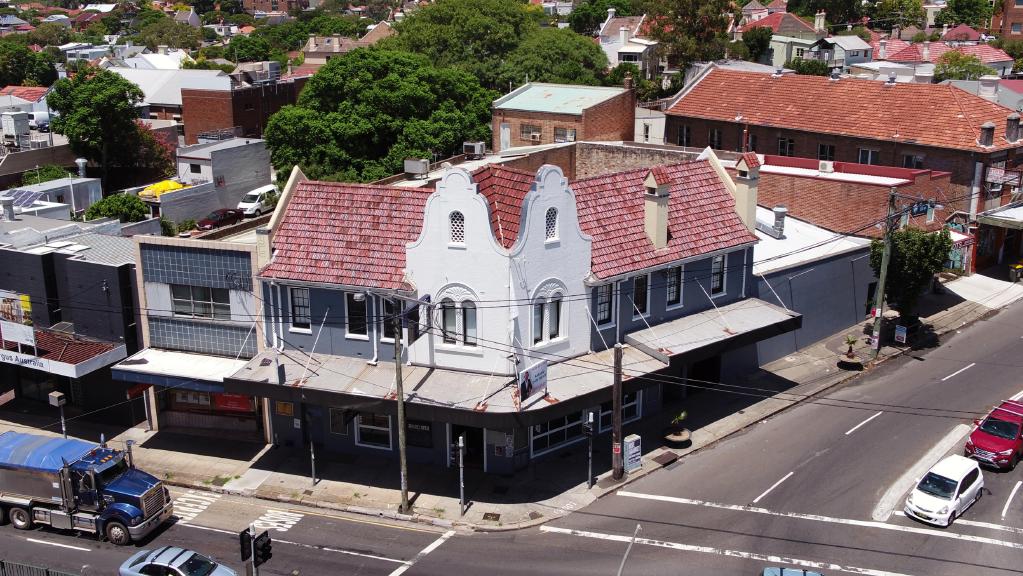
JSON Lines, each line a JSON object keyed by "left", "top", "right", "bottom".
{"left": 107, "top": 68, "right": 230, "bottom": 106}
{"left": 56, "top": 232, "right": 136, "bottom": 265}
{"left": 0, "top": 431, "right": 96, "bottom": 472}
{"left": 493, "top": 83, "right": 628, "bottom": 115}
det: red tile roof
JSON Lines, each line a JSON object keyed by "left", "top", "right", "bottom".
{"left": 739, "top": 152, "right": 760, "bottom": 169}
{"left": 738, "top": 11, "right": 813, "bottom": 34}
{"left": 472, "top": 164, "right": 535, "bottom": 249}
{"left": 885, "top": 42, "right": 1012, "bottom": 65}
{"left": 667, "top": 68, "right": 1020, "bottom": 153}
{"left": 870, "top": 35, "right": 909, "bottom": 59}
{"left": 648, "top": 165, "right": 671, "bottom": 184}
{"left": 261, "top": 182, "right": 432, "bottom": 290}
{"left": 999, "top": 79, "right": 1023, "bottom": 95}
{"left": 0, "top": 86, "right": 48, "bottom": 102}
{"left": 0, "top": 327, "right": 120, "bottom": 365}
{"left": 942, "top": 23, "right": 981, "bottom": 42}
{"left": 766, "top": 0, "right": 787, "bottom": 9}
{"left": 574, "top": 160, "right": 757, "bottom": 279}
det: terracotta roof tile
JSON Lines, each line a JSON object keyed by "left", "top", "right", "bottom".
{"left": 942, "top": 24, "right": 981, "bottom": 42}
{"left": 739, "top": 152, "right": 760, "bottom": 169}
{"left": 870, "top": 36, "right": 909, "bottom": 59}
{"left": 573, "top": 160, "right": 757, "bottom": 279}
{"left": 648, "top": 165, "right": 671, "bottom": 185}
{"left": 738, "top": 11, "right": 812, "bottom": 34}
{"left": 885, "top": 42, "right": 1011, "bottom": 65}
{"left": 667, "top": 68, "right": 1019, "bottom": 153}
{"left": 766, "top": 0, "right": 787, "bottom": 8}
{"left": 0, "top": 327, "right": 119, "bottom": 365}
{"left": 0, "top": 86, "right": 48, "bottom": 102}
{"left": 472, "top": 164, "right": 535, "bottom": 249}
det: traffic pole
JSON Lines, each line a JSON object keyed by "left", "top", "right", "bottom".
{"left": 458, "top": 433, "right": 465, "bottom": 517}
{"left": 250, "top": 524, "right": 258, "bottom": 576}
{"left": 871, "top": 187, "right": 897, "bottom": 360}
{"left": 59, "top": 404, "right": 66, "bottom": 439}
{"left": 612, "top": 343, "right": 624, "bottom": 481}
{"left": 587, "top": 411, "right": 594, "bottom": 489}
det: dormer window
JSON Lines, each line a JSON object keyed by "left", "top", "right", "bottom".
{"left": 449, "top": 211, "right": 465, "bottom": 245}
{"left": 545, "top": 207, "right": 558, "bottom": 240}
{"left": 645, "top": 186, "right": 656, "bottom": 195}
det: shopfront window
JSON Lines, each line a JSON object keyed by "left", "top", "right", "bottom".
{"left": 356, "top": 412, "right": 392, "bottom": 449}
{"left": 599, "top": 391, "right": 642, "bottom": 432}
{"left": 531, "top": 412, "right": 584, "bottom": 456}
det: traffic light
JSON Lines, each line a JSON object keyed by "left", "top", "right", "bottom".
{"left": 253, "top": 530, "right": 272, "bottom": 567}
{"left": 239, "top": 528, "right": 252, "bottom": 562}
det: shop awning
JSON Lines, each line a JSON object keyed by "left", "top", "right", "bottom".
{"left": 624, "top": 298, "right": 802, "bottom": 364}
{"left": 977, "top": 202, "right": 1023, "bottom": 230}
{"left": 0, "top": 327, "right": 126, "bottom": 378}
{"left": 111, "top": 348, "right": 249, "bottom": 393}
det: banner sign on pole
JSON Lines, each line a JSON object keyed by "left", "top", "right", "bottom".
{"left": 0, "top": 290, "right": 34, "bottom": 347}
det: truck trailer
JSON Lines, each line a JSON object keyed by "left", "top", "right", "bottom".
{"left": 0, "top": 431, "right": 173, "bottom": 545}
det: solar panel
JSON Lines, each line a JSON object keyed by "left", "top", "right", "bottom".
{"left": 3, "top": 189, "right": 44, "bottom": 207}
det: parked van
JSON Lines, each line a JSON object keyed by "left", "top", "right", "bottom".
{"left": 904, "top": 454, "right": 983, "bottom": 527}
{"left": 27, "top": 112, "right": 50, "bottom": 130}
{"left": 237, "top": 184, "right": 276, "bottom": 217}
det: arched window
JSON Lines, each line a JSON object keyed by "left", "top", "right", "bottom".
{"left": 462, "top": 301, "right": 477, "bottom": 346}
{"left": 440, "top": 298, "right": 456, "bottom": 343}
{"left": 545, "top": 207, "right": 558, "bottom": 240}
{"left": 548, "top": 295, "right": 562, "bottom": 340}
{"left": 449, "top": 211, "right": 465, "bottom": 244}
{"left": 533, "top": 292, "right": 564, "bottom": 345}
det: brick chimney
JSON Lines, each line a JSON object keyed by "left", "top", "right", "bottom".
{"left": 643, "top": 168, "right": 671, "bottom": 249}
{"left": 979, "top": 121, "right": 995, "bottom": 147}
{"left": 1007, "top": 113, "right": 1020, "bottom": 143}
{"left": 623, "top": 71, "right": 634, "bottom": 91}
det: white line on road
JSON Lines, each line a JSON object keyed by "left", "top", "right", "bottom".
{"left": 941, "top": 363, "right": 976, "bottom": 381}
{"left": 616, "top": 490, "right": 1023, "bottom": 550}
{"left": 846, "top": 411, "right": 883, "bottom": 436}
{"left": 1002, "top": 481, "right": 1022, "bottom": 520}
{"left": 388, "top": 530, "right": 456, "bottom": 576}
{"left": 871, "top": 423, "right": 972, "bottom": 521}
{"left": 539, "top": 525, "right": 912, "bottom": 576}
{"left": 892, "top": 511, "right": 1023, "bottom": 535}
{"left": 753, "top": 472, "right": 794, "bottom": 504}
{"left": 25, "top": 538, "right": 90, "bottom": 551}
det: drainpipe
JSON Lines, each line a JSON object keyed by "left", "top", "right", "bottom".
{"left": 275, "top": 282, "right": 285, "bottom": 351}
{"left": 368, "top": 295, "right": 379, "bottom": 365}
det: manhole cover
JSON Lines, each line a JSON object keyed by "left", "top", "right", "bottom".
{"left": 482, "top": 512, "right": 501, "bottom": 522}
{"left": 528, "top": 511, "right": 542, "bottom": 520}
{"left": 491, "top": 485, "right": 509, "bottom": 495}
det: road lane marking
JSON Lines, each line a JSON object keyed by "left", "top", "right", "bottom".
{"left": 253, "top": 509, "right": 303, "bottom": 533}
{"left": 539, "top": 525, "right": 912, "bottom": 576}
{"left": 892, "top": 511, "right": 1023, "bottom": 535}
{"left": 173, "top": 490, "right": 221, "bottom": 525}
{"left": 25, "top": 538, "right": 90, "bottom": 551}
{"left": 871, "top": 423, "right": 971, "bottom": 521}
{"left": 1003, "top": 481, "right": 1022, "bottom": 520}
{"left": 616, "top": 490, "right": 1023, "bottom": 550}
{"left": 178, "top": 522, "right": 411, "bottom": 565}
{"left": 940, "top": 363, "right": 976, "bottom": 381}
{"left": 388, "top": 529, "right": 456, "bottom": 576}
{"left": 846, "top": 411, "right": 884, "bottom": 436}
{"left": 753, "top": 472, "right": 794, "bottom": 504}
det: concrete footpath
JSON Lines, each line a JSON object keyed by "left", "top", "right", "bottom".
{"left": 0, "top": 273, "right": 1019, "bottom": 532}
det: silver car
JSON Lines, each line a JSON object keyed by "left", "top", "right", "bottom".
{"left": 120, "top": 546, "right": 237, "bottom": 576}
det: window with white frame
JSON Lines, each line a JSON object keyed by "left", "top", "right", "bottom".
{"left": 441, "top": 298, "right": 457, "bottom": 343}
{"left": 438, "top": 298, "right": 477, "bottom": 347}
{"left": 449, "top": 211, "right": 465, "bottom": 244}
{"left": 355, "top": 412, "right": 391, "bottom": 449}
{"left": 345, "top": 293, "right": 368, "bottom": 337}
{"left": 666, "top": 266, "right": 682, "bottom": 306}
{"left": 858, "top": 148, "right": 880, "bottom": 165}
{"left": 533, "top": 295, "right": 562, "bottom": 345}
{"left": 632, "top": 274, "right": 649, "bottom": 317}
{"left": 545, "top": 207, "right": 559, "bottom": 240}
{"left": 381, "top": 298, "right": 397, "bottom": 340}
{"left": 595, "top": 284, "right": 614, "bottom": 325}
{"left": 171, "top": 284, "right": 231, "bottom": 320}
{"left": 462, "top": 301, "right": 477, "bottom": 346}
{"left": 711, "top": 254, "right": 726, "bottom": 295}
{"left": 289, "top": 287, "right": 311, "bottom": 330}
{"left": 599, "top": 390, "right": 642, "bottom": 432}
{"left": 531, "top": 412, "right": 583, "bottom": 455}
{"left": 554, "top": 127, "right": 576, "bottom": 142}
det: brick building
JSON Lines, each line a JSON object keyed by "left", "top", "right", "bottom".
{"left": 180, "top": 76, "right": 307, "bottom": 145}
{"left": 242, "top": 0, "right": 305, "bottom": 14}
{"left": 993, "top": 0, "right": 1023, "bottom": 38}
{"left": 491, "top": 82, "right": 636, "bottom": 153}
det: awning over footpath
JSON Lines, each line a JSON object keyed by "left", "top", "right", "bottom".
{"left": 625, "top": 298, "right": 801, "bottom": 364}
{"left": 0, "top": 327, "right": 126, "bottom": 378}
{"left": 111, "top": 348, "right": 249, "bottom": 393}
{"left": 978, "top": 202, "right": 1023, "bottom": 230}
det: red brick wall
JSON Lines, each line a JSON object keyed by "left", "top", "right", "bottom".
{"left": 181, "top": 89, "right": 234, "bottom": 145}
{"left": 491, "top": 110, "right": 586, "bottom": 152}
{"left": 182, "top": 79, "right": 306, "bottom": 145}
{"left": 994, "top": 0, "right": 1023, "bottom": 37}
{"left": 491, "top": 90, "right": 636, "bottom": 152}
{"left": 581, "top": 90, "right": 636, "bottom": 143}
{"left": 500, "top": 144, "right": 578, "bottom": 180}
{"left": 242, "top": 0, "right": 303, "bottom": 13}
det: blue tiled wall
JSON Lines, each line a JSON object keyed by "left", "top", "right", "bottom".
{"left": 148, "top": 317, "right": 257, "bottom": 358}
{"left": 141, "top": 245, "right": 252, "bottom": 291}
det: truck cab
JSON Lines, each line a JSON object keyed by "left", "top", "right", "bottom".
{"left": 965, "top": 399, "right": 1023, "bottom": 470}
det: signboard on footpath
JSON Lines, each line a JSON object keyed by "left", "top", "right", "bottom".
{"left": 0, "top": 290, "right": 34, "bottom": 347}
{"left": 894, "top": 325, "right": 908, "bottom": 345}
{"left": 624, "top": 434, "right": 642, "bottom": 472}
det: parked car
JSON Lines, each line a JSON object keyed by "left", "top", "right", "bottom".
{"left": 904, "top": 454, "right": 983, "bottom": 527}
{"left": 198, "top": 209, "right": 243, "bottom": 231}
{"left": 762, "top": 569, "right": 824, "bottom": 576}
{"left": 237, "top": 184, "right": 276, "bottom": 217}
{"left": 36, "top": 120, "right": 49, "bottom": 133}
{"left": 965, "top": 399, "right": 1023, "bottom": 469}
{"left": 120, "top": 547, "right": 236, "bottom": 576}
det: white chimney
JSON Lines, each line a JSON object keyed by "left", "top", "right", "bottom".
{"left": 772, "top": 205, "right": 788, "bottom": 237}
{"left": 157, "top": 44, "right": 168, "bottom": 55}
{"left": 643, "top": 170, "right": 670, "bottom": 250}
{"left": 607, "top": 6, "right": 616, "bottom": 20}
{"left": 879, "top": 38, "right": 887, "bottom": 60}
{"left": 979, "top": 75, "right": 1000, "bottom": 100}
{"left": 942, "top": 23, "right": 948, "bottom": 37}
{"left": 814, "top": 10, "right": 826, "bottom": 34}
{"left": 922, "top": 40, "right": 930, "bottom": 61}
{"left": 620, "top": 25, "right": 629, "bottom": 45}
{"left": 1, "top": 197, "right": 13, "bottom": 221}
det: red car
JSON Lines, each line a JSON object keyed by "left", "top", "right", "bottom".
{"left": 965, "top": 399, "right": 1023, "bottom": 469}
{"left": 198, "top": 209, "right": 243, "bottom": 231}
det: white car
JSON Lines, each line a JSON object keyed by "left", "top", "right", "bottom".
{"left": 237, "top": 184, "right": 276, "bottom": 217}
{"left": 904, "top": 454, "right": 983, "bottom": 527}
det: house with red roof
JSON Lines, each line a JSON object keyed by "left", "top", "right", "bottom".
{"left": 0, "top": 86, "right": 50, "bottom": 112}
{"left": 941, "top": 23, "right": 981, "bottom": 43}
{"left": 736, "top": 10, "right": 818, "bottom": 41}
{"left": 884, "top": 41, "right": 1014, "bottom": 77}
{"left": 223, "top": 156, "right": 799, "bottom": 471}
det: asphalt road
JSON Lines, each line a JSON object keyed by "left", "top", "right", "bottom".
{"left": 2, "top": 301, "right": 1023, "bottom": 576}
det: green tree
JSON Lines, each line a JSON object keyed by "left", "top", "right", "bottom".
{"left": 28, "top": 22, "right": 70, "bottom": 46}
{"left": 569, "top": 0, "right": 633, "bottom": 35}
{"left": 837, "top": 26, "right": 872, "bottom": 42}
{"left": 84, "top": 193, "right": 148, "bottom": 223}
{"left": 727, "top": 39, "right": 750, "bottom": 60}
{"left": 365, "top": 0, "right": 394, "bottom": 21}
{"left": 935, "top": 0, "right": 992, "bottom": 28}
{"left": 786, "top": 0, "right": 863, "bottom": 23}
{"left": 497, "top": 27, "right": 609, "bottom": 88}
{"left": 0, "top": 41, "right": 57, "bottom": 86}
{"left": 643, "top": 0, "right": 732, "bottom": 68}
{"left": 870, "top": 228, "right": 952, "bottom": 318}
{"left": 306, "top": 13, "right": 359, "bottom": 36}
{"left": 132, "top": 8, "right": 167, "bottom": 32}
{"left": 22, "top": 164, "right": 71, "bottom": 186}
{"left": 385, "top": 0, "right": 544, "bottom": 89}
{"left": 742, "top": 25, "right": 772, "bottom": 62}
{"left": 870, "top": 0, "right": 925, "bottom": 29}
{"left": 993, "top": 38, "right": 1023, "bottom": 72}
{"left": 228, "top": 34, "right": 272, "bottom": 61}
{"left": 264, "top": 49, "right": 496, "bottom": 182}
{"left": 784, "top": 57, "right": 830, "bottom": 75}
{"left": 934, "top": 51, "right": 996, "bottom": 81}
{"left": 138, "top": 18, "right": 202, "bottom": 49}
{"left": 47, "top": 67, "right": 148, "bottom": 185}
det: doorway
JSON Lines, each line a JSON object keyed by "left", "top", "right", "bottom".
{"left": 450, "top": 425, "right": 485, "bottom": 470}
{"left": 689, "top": 355, "right": 721, "bottom": 393}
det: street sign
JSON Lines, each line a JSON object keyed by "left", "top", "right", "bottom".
{"left": 895, "top": 325, "right": 907, "bottom": 344}
{"left": 612, "top": 442, "right": 621, "bottom": 455}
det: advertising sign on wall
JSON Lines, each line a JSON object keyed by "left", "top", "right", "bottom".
{"left": 213, "top": 393, "right": 254, "bottom": 413}
{"left": 518, "top": 360, "right": 548, "bottom": 408}
{"left": 0, "top": 290, "right": 34, "bottom": 347}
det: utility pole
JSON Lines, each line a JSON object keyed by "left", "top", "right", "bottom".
{"left": 392, "top": 308, "right": 410, "bottom": 515}
{"left": 612, "top": 343, "right": 624, "bottom": 481}
{"left": 871, "top": 187, "right": 898, "bottom": 360}
{"left": 458, "top": 433, "right": 465, "bottom": 516}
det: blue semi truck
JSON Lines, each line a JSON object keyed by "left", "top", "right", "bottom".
{"left": 0, "top": 431, "right": 173, "bottom": 545}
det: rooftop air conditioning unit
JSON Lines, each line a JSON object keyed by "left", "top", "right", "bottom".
{"left": 819, "top": 160, "right": 834, "bottom": 173}
{"left": 530, "top": 132, "right": 542, "bottom": 143}
{"left": 404, "top": 158, "right": 430, "bottom": 179}
{"left": 463, "top": 141, "right": 485, "bottom": 159}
